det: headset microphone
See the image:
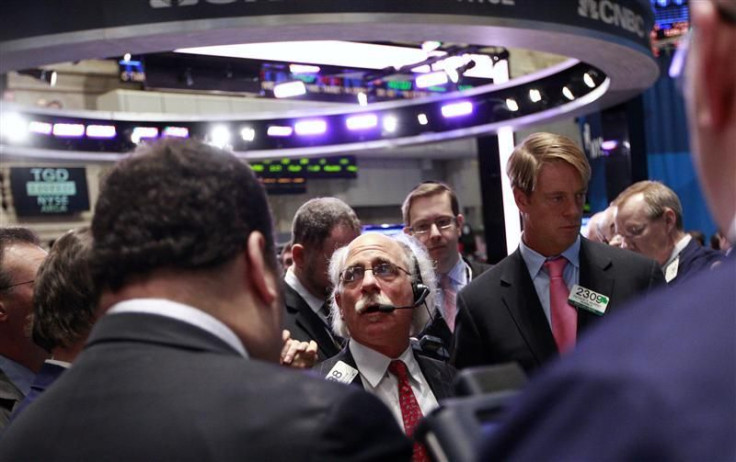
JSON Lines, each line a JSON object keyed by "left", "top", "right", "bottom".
{"left": 371, "top": 283, "right": 430, "bottom": 313}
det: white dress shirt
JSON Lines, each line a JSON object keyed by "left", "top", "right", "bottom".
{"left": 348, "top": 340, "right": 438, "bottom": 431}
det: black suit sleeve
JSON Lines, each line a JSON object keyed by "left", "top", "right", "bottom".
{"left": 314, "top": 388, "right": 412, "bottom": 461}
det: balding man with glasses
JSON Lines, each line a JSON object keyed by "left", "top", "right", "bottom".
{"left": 0, "top": 227, "right": 47, "bottom": 430}
{"left": 402, "top": 182, "right": 491, "bottom": 356}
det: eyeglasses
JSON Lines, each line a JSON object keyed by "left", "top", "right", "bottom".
{"left": 0, "top": 280, "right": 34, "bottom": 291}
{"left": 408, "top": 216, "right": 457, "bottom": 236}
{"left": 341, "top": 262, "right": 410, "bottom": 285}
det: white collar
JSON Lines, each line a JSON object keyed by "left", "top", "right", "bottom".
{"left": 663, "top": 234, "right": 692, "bottom": 270}
{"left": 348, "top": 340, "right": 419, "bottom": 389}
{"left": 107, "top": 298, "right": 248, "bottom": 358}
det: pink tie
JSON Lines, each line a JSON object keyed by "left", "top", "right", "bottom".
{"left": 544, "top": 257, "right": 577, "bottom": 353}
{"left": 388, "top": 360, "right": 428, "bottom": 462}
{"left": 440, "top": 274, "right": 457, "bottom": 332}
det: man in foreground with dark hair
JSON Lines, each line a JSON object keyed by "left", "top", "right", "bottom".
{"left": 0, "top": 139, "right": 411, "bottom": 461}
{"left": 10, "top": 227, "right": 96, "bottom": 418}
{"left": 0, "top": 227, "right": 47, "bottom": 430}
{"left": 479, "top": 1, "right": 735, "bottom": 459}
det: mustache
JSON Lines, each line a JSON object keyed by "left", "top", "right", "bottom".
{"left": 355, "top": 293, "right": 393, "bottom": 313}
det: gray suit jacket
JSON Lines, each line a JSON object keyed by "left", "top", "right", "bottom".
{"left": 452, "top": 238, "right": 665, "bottom": 375}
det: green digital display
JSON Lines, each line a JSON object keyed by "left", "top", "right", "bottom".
{"left": 249, "top": 156, "right": 357, "bottom": 180}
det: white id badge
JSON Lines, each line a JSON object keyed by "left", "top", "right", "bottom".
{"left": 568, "top": 284, "right": 610, "bottom": 316}
{"left": 325, "top": 360, "right": 359, "bottom": 384}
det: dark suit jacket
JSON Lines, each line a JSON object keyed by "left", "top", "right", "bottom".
{"left": 283, "top": 282, "right": 342, "bottom": 361}
{"left": 317, "top": 344, "right": 456, "bottom": 402}
{"left": 479, "top": 257, "right": 736, "bottom": 461}
{"left": 0, "top": 312, "right": 411, "bottom": 461}
{"left": 452, "top": 238, "right": 665, "bottom": 375}
{"left": 420, "top": 257, "right": 493, "bottom": 354}
{"left": 670, "top": 238, "right": 724, "bottom": 286}
{"left": 9, "top": 361, "right": 66, "bottom": 420}
{"left": 0, "top": 369, "right": 23, "bottom": 431}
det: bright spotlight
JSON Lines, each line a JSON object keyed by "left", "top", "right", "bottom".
{"left": 562, "top": 86, "right": 575, "bottom": 101}
{"left": 240, "top": 127, "right": 256, "bottom": 142}
{"left": 417, "top": 113, "right": 429, "bottom": 126}
{"left": 267, "top": 125, "right": 293, "bottom": 137}
{"left": 583, "top": 72, "right": 596, "bottom": 88}
{"left": 162, "top": 126, "right": 189, "bottom": 138}
{"left": 0, "top": 113, "right": 29, "bottom": 143}
{"left": 53, "top": 123, "right": 85, "bottom": 138}
{"left": 529, "top": 89, "right": 542, "bottom": 103}
{"left": 86, "top": 125, "right": 117, "bottom": 139}
{"left": 505, "top": 98, "right": 520, "bottom": 112}
{"left": 382, "top": 115, "right": 398, "bottom": 133}
{"left": 209, "top": 125, "right": 232, "bottom": 148}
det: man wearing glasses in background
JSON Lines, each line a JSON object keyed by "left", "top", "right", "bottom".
{"left": 402, "top": 182, "right": 491, "bottom": 356}
{"left": 0, "top": 227, "right": 48, "bottom": 430}
{"left": 479, "top": 1, "right": 735, "bottom": 459}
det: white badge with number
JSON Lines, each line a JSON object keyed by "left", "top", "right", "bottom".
{"left": 568, "top": 284, "right": 610, "bottom": 316}
{"left": 325, "top": 360, "right": 359, "bottom": 384}
{"left": 664, "top": 255, "right": 680, "bottom": 283}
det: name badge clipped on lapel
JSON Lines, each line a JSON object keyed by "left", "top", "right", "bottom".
{"left": 325, "top": 360, "right": 359, "bottom": 385}
{"left": 568, "top": 284, "right": 610, "bottom": 316}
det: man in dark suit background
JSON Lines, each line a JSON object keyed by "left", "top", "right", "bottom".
{"left": 614, "top": 180, "right": 723, "bottom": 285}
{"left": 317, "top": 232, "right": 454, "bottom": 461}
{"left": 480, "top": 2, "right": 735, "bottom": 458}
{"left": 402, "top": 181, "right": 491, "bottom": 354}
{"left": 0, "top": 227, "right": 47, "bottom": 430}
{"left": 452, "top": 132, "right": 664, "bottom": 375}
{"left": 283, "top": 197, "right": 361, "bottom": 361}
{"left": 10, "top": 227, "right": 97, "bottom": 419}
{"left": 0, "top": 139, "right": 411, "bottom": 461}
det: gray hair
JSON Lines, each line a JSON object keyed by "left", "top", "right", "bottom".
{"left": 328, "top": 232, "right": 437, "bottom": 338}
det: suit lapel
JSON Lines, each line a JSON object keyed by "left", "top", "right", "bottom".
{"left": 500, "top": 250, "right": 558, "bottom": 364}
{"left": 415, "top": 354, "right": 454, "bottom": 400}
{"left": 284, "top": 284, "right": 341, "bottom": 358}
{"left": 578, "top": 239, "right": 615, "bottom": 331}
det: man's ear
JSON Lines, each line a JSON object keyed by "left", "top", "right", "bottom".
{"left": 291, "top": 243, "right": 306, "bottom": 269}
{"left": 334, "top": 292, "right": 344, "bottom": 319}
{"left": 455, "top": 213, "right": 465, "bottom": 231}
{"left": 246, "top": 231, "right": 278, "bottom": 306}
{"left": 513, "top": 187, "right": 530, "bottom": 213}
{"left": 0, "top": 301, "right": 7, "bottom": 322}
{"left": 663, "top": 208, "right": 677, "bottom": 233}
{"left": 693, "top": 1, "right": 736, "bottom": 130}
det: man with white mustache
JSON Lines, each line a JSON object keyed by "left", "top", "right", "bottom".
{"left": 317, "top": 232, "right": 456, "bottom": 461}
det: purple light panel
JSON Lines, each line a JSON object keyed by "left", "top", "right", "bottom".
{"left": 163, "top": 126, "right": 189, "bottom": 138}
{"left": 294, "top": 119, "right": 327, "bottom": 136}
{"left": 131, "top": 127, "right": 159, "bottom": 144}
{"left": 267, "top": 125, "right": 294, "bottom": 137}
{"left": 440, "top": 101, "right": 473, "bottom": 118}
{"left": 29, "top": 121, "right": 52, "bottom": 135}
{"left": 53, "top": 123, "right": 85, "bottom": 138}
{"left": 346, "top": 114, "right": 378, "bottom": 131}
{"left": 86, "top": 125, "right": 117, "bottom": 138}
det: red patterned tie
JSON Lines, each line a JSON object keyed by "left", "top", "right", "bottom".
{"left": 440, "top": 274, "right": 457, "bottom": 332}
{"left": 388, "top": 360, "right": 428, "bottom": 462}
{"left": 544, "top": 257, "right": 577, "bottom": 353}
